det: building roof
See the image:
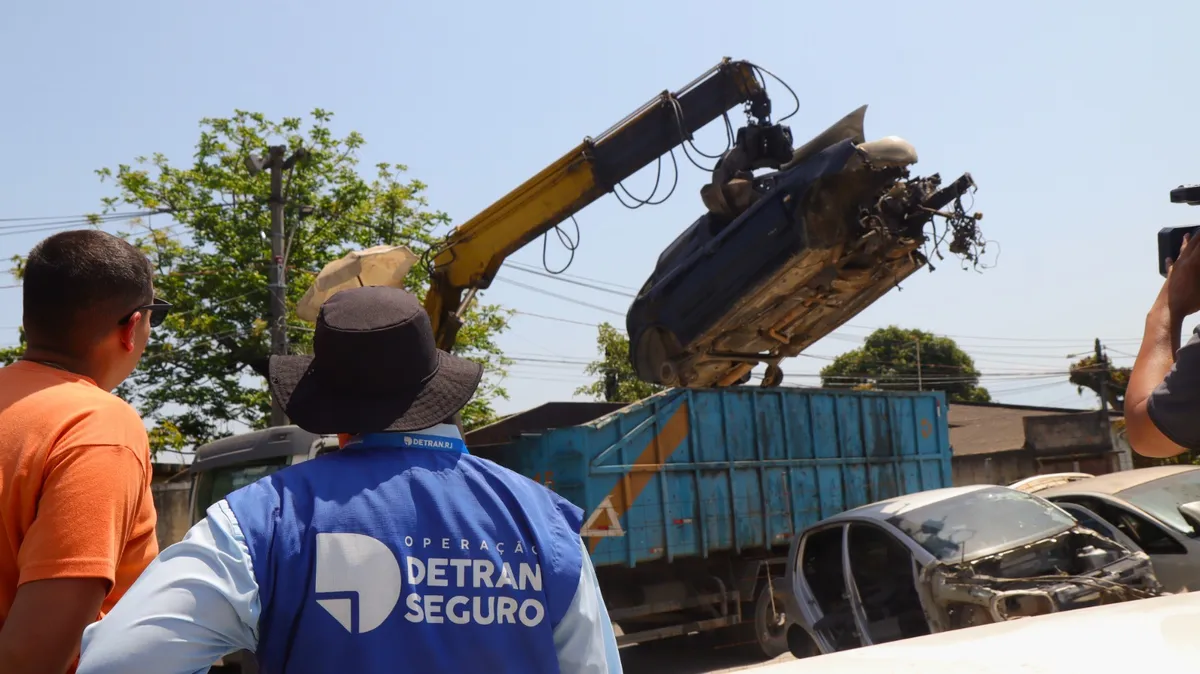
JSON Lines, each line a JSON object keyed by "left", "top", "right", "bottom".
{"left": 948, "top": 402, "right": 1121, "bottom": 457}
{"left": 1037, "top": 464, "right": 1199, "bottom": 498}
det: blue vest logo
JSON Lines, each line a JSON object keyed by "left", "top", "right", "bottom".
{"left": 315, "top": 533, "right": 403, "bottom": 634}
{"left": 314, "top": 531, "right": 550, "bottom": 634}
{"left": 399, "top": 535, "right": 547, "bottom": 628}
{"left": 400, "top": 434, "right": 459, "bottom": 451}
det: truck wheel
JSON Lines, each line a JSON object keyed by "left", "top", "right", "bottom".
{"left": 744, "top": 577, "right": 789, "bottom": 659}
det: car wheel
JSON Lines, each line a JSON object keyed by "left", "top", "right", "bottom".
{"left": 740, "top": 577, "right": 790, "bottom": 659}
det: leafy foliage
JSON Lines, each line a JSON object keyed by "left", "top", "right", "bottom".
{"left": 6, "top": 110, "right": 510, "bottom": 453}
{"left": 1069, "top": 354, "right": 1128, "bottom": 412}
{"left": 575, "top": 322, "right": 665, "bottom": 403}
{"left": 820, "top": 326, "right": 991, "bottom": 402}
{"left": 0, "top": 329, "right": 25, "bottom": 368}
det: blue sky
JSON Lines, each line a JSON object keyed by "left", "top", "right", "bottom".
{"left": 1, "top": 0, "right": 1196, "bottom": 418}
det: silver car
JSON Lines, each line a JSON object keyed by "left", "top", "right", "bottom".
{"left": 1016, "top": 465, "right": 1200, "bottom": 593}
{"left": 782, "top": 485, "right": 1160, "bottom": 658}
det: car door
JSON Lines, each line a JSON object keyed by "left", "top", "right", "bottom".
{"left": 787, "top": 524, "right": 862, "bottom": 654}
{"left": 1054, "top": 502, "right": 1143, "bottom": 553}
{"left": 1051, "top": 495, "right": 1194, "bottom": 592}
{"left": 843, "top": 521, "right": 932, "bottom": 647}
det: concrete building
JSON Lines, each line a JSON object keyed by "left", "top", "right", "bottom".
{"left": 949, "top": 402, "right": 1131, "bottom": 486}
{"left": 150, "top": 451, "right": 194, "bottom": 550}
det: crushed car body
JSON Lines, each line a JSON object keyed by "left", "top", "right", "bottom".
{"left": 627, "top": 105, "right": 986, "bottom": 388}
{"left": 782, "top": 485, "right": 1162, "bottom": 658}
{"left": 1017, "top": 465, "right": 1200, "bottom": 593}
{"left": 916, "top": 526, "right": 1160, "bottom": 630}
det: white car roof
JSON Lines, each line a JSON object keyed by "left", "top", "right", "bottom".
{"left": 827, "top": 485, "right": 996, "bottom": 523}
{"left": 1037, "top": 464, "right": 1200, "bottom": 498}
{"left": 754, "top": 591, "right": 1200, "bottom": 673}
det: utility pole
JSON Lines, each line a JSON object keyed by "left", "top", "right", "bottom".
{"left": 248, "top": 145, "right": 307, "bottom": 427}
{"left": 1095, "top": 338, "right": 1109, "bottom": 415}
{"left": 603, "top": 345, "right": 618, "bottom": 402}
{"left": 915, "top": 337, "right": 923, "bottom": 391}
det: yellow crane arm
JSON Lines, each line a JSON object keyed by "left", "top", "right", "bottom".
{"left": 425, "top": 58, "right": 773, "bottom": 350}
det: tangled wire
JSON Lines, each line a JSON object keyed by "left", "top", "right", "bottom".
{"left": 921, "top": 188, "right": 994, "bottom": 273}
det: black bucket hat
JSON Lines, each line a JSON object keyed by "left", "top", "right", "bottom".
{"left": 268, "top": 285, "right": 483, "bottom": 435}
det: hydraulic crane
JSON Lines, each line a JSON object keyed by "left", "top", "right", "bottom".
{"left": 423, "top": 58, "right": 795, "bottom": 351}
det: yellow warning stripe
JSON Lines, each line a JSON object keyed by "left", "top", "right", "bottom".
{"left": 586, "top": 402, "right": 690, "bottom": 553}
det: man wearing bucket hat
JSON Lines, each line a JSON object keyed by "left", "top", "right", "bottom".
{"left": 78, "top": 286, "right": 622, "bottom": 674}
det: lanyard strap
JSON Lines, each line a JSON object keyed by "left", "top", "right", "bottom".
{"left": 343, "top": 431, "right": 469, "bottom": 454}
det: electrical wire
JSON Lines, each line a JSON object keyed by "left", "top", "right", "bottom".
{"left": 0, "top": 204, "right": 230, "bottom": 234}
{"left": 613, "top": 149, "right": 680, "bottom": 209}
{"left": 503, "top": 254, "right": 1146, "bottom": 348}
{"left": 749, "top": 64, "right": 801, "bottom": 123}
{"left": 507, "top": 262, "right": 638, "bottom": 292}
{"left": 493, "top": 276, "right": 625, "bottom": 317}
{"left": 512, "top": 310, "right": 623, "bottom": 330}
{"left": 541, "top": 215, "right": 581, "bottom": 275}
{"left": 503, "top": 265, "right": 635, "bottom": 298}
{"left": 666, "top": 95, "right": 733, "bottom": 173}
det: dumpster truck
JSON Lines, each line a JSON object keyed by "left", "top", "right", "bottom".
{"left": 188, "top": 387, "right": 952, "bottom": 662}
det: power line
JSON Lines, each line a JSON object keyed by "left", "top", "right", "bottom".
{"left": 511, "top": 310, "right": 625, "bottom": 331}
{"left": 839, "top": 324, "right": 1142, "bottom": 345}
{"left": 498, "top": 260, "right": 1147, "bottom": 347}
{"left": 501, "top": 267, "right": 634, "bottom": 298}
{"left": 0, "top": 204, "right": 234, "bottom": 228}
{"left": 494, "top": 277, "right": 626, "bottom": 317}
{"left": 506, "top": 261, "right": 639, "bottom": 296}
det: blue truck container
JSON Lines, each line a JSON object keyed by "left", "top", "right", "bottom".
{"left": 465, "top": 386, "right": 951, "bottom": 656}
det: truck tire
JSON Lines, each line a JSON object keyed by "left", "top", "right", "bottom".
{"left": 739, "top": 577, "right": 789, "bottom": 659}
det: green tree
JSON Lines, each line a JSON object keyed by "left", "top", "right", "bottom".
{"left": 575, "top": 322, "right": 665, "bottom": 403}
{"left": 2, "top": 110, "right": 510, "bottom": 453}
{"left": 820, "top": 326, "right": 991, "bottom": 402}
{"left": 1069, "top": 353, "right": 1129, "bottom": 412}
{"left": 0, "top": 330, "right": 25, "bottom": 368}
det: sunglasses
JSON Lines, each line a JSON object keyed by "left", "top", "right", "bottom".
{"left": 119, "top": 297, "right": 173, "bottom": 329}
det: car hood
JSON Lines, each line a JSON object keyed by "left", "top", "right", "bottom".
{"left": 759, "top": 591, "right": 1200, "bottom": 673}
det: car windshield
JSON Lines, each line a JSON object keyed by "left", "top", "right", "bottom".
{"left": 1119, "top": 470, "right": 1200, "bottom": 536}
{"left": 886, "top": 487, "right": 1077, "bottom": 562}
{"left": 192, "top": 462, "right": 287, "bottom": 522}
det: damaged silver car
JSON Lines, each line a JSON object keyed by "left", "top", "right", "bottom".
{"left": 781, "top": 485, "right": 1162, "bottom": 658}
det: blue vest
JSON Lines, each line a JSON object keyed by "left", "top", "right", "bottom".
{"left": 225, "top": 431, "right": 585, "bottom": 674}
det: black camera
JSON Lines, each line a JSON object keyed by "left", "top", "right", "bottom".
{"left": 1171, "top": 184, "right": 1200, "bottom": 205}
{"left": 1158, "top": 226, "right": 1200, "bottom": 277}
{"left": 1160, "top": 185, "right": 1200, "bottom": 277}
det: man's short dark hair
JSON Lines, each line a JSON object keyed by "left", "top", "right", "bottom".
{"left": 23, "top": 230, "right": 154, "bottom": 354}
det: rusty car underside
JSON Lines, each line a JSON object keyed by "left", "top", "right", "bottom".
{"left": 628, "top": 105, "right": 986, "bottom": 389}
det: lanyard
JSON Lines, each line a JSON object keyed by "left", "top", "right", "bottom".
{"left": 343, "top": 431, "right": 469, "bottom": 454}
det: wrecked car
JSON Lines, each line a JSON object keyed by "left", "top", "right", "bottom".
{"left": 781, "top": 485, "right": 1162, "bottom": 658}
{"left": 627, "top": 105, "right": 984, "bottom": 388}
{"left": 1018, "top": 465, "right": 1200, "bottom": 593}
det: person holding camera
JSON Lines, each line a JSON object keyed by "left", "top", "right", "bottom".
{"left": 1127, "top": 231, "right": 1200, "bottom": 458}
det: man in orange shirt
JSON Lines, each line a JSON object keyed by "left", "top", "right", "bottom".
{"left": 0, "top": 230, "right": 167, "bottom": 674}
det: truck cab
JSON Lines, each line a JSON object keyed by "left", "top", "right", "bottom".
{"left": 189, "top": 425, "right": 337, "bottom": 526}
{"left": 186, "top": 426, "right": 337, "bottom": 673}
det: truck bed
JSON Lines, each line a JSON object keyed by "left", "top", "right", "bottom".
{"left": 466, "top": 387, "right": 952, "bottom": 569}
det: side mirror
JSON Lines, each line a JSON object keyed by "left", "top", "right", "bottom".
{"left": 1178, "top": 501, "right": 1200, "bottom": 533}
